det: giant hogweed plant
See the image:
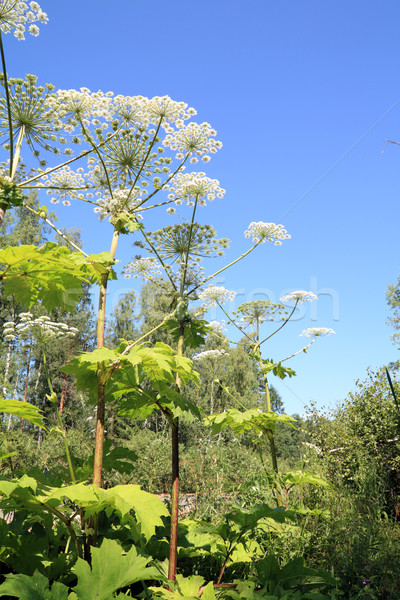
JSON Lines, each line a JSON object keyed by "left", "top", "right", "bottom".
{"left": 199, "top": 291, "right": 334, "bottom": 501}
{"left": 0, "top": 3, "right": 337, "bottom": 598}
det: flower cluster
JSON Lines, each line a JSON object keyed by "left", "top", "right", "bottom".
{"left": 36, "top": 91, "right": 223, "bottom": 221}
{"left": 244, "top": 222, "right": 291, "bottom": 245}
{"left": 193, "top": 349, "right": 227, "bottom": 361}
{"left": 163, "top": 172, "right": 225, "bottom": 207}
{"left": 3, "top": 313, "right": 79, "bottom": 341}
{"left": 147, "top": 96, "right": 197, "bottom": 129}
{"left": 163, "top": 122, "right": 222, "bottom": 162}
{"left": 0, "top": 75, "right": 63, "bottom": 159}
{"left": 42, "top": 166, "right": 88, "bottom": 205}
{"left": 93, "top": 187, "right": 144, "bottom": 221}
{"left": 301, "top": 327, "right": 336, "bottom": 337}
{"left": 198, "top": 285, "right": 236, "bottom": 306}
{"left": 0, "top": 1, "right": 48, "bottom": 40}
{"left": 280, "top": 291, "right": 318, "bottom": 303}
{"left": 123, "top": 257, "right": 162, "bottom": 280}
{"left": 3, "top": 320, "right": 16, "bottom": 341}
{"left": 236, "top": 300, "right": 288, "bottom": 324}
{"left": 46, "top": 88, "right": 114, "bottom": 132}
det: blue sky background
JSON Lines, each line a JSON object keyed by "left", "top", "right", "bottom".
{"left": 6, "top": 0, "right": 400, "bottom": 415}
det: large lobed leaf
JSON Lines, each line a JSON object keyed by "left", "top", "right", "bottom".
{"left": 205, "top": 409, "right": 297, "bottom": 436}
{"left": 72, "top": 538, "right": 162, "bottom": 600}
{"left": 0, "top": 477, "right": 168, "bottom": 542}
{"left": 62, "top": 342, "right": 200, "bottom": 419}
{"left": 0, "top": 243, "right": 116, "bottom": 311}
{"left": 0, "top": 399, "right": 45, "bottom": 429}
{"left": 0, "top": 571, "right": 69, "bottom": 599}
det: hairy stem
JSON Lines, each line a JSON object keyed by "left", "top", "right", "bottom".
{"left": 92, "top": 229, "right": 119, "bottom": 489}
{"left": 168, "top": 323, "right": 184, "bottom": 583}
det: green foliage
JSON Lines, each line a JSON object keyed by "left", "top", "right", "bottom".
{"left": 63, "top": 342, "right": 201, "bottom": 420}
{"left": 163, "top": 318, "right": 211, "bottom": 349}
{"left": 0, "top": 398, "right": 45, "bottom": 428}
{"left": 0, "top": 178, "right": 23, "bottom": 209}
{"left": 71, "top": 538, "right": 162, "bottom": 599}
{"left": 0, "top": 476, "right": 169, "bottom": 542}
{"left": 261, "top": 360, "right": 296, "bottom": 380}
{"left": 0, "top": 571, "right": 69, "bottom": 599}
{"left": 0, "top": 243, "right": 111, "bottom": 311}
{"left": 205, "top": 409, "right": 296, "bottom": 436}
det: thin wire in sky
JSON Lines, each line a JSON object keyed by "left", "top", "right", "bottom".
{"left": 278, "top": 97, "right": 400, "bottom": 222}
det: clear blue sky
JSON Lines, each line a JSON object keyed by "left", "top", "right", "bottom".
{"left": 6, "top": 0, "right": 400, "bottom": 415}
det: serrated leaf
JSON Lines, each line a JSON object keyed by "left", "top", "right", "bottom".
{"left": 0, "top": 243, "right": 92, "bottom": 311}
{"left": 0, "top": 571, "right": 69, "bottom": 599}
{"left": 72, "top": 538, "right": 162, "bottom": 600}
{"left": 205, "top": 409, "right": 296, "bottom": 436}
{"left": 163, "top": 318, "right": 211, "bottom": 349}
{"left": 43, "top": 483, "right": 168, "bottom": 540}
{"left": 106, "top": 485, "right": 169, "bottom": 539}
{"left": 0, "top": 399, "right": 45, "bottom": 428}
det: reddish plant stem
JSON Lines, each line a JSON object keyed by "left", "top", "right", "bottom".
{"left": 168, "top": 323, "right": 185, "bottom": 583}
{"left": 168, "top": 419, "right": 179, "bottom": 582}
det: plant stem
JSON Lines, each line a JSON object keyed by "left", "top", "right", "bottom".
{"left": 10, "top": 125, "right": 25, "bottom": 181}
{"left": 92, "top": 229, "right": 119, "bottom": 489}
{"left": 24, "top": 204, "right": 89, "bottom": 256}
{"left": 180, "top": 196, "right": 198, "bottom": 296}
{"left": 168, "top": 323, "right": 184, "bottom": 583}
{"left": 259, "top": 302, "right": 298, "bottom": 346}
{"left": 189, "top": 240, "right": 262, "bottom": 296}
{"left": 42, "top": 345, "right": 76, "bottom": 484}
{"left": 19, "top": 127, "right": 122, "bottom": 188}
{"left": 0, "top": 31, "right": 13, "bottom": 178}
{"left": 44, "top": 503, "right": 82, "bottom": 558}
{"left": 253, "top": 319, "right": 282, "bottom": 504}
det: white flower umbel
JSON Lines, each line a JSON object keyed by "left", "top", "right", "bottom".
{"left": 94, "top": 187, "right": 144, "bottom": 221}
{"left": 280, "top": 291, "right": 318, "bottom": 303}
{"left": 0, "top": 1, "right": 48, "bottom": 40}
{"left": 193, "top": 349, "right": 227, "bottom": 361}
{"left": 208, "top": 320, "right": 225, "bottom": 334}
{"left": 301, "top": 327, "right": 336, "bottom": 337}
{"left": 198, "top": 285, "right": 236, "bottom": 306}
{"left": 123, "top": 257, "right": 162, "bottom": 280}
{"left": 46, "top": 88, "right": 113, "bottom": 132}
{"left": 8, "top": 314, "right": 78, "bottom": 340}
{"left": 147, "top": 96, "right": 196, "bottom": 129}
{"left": 244, "top": 222, "right": 291, "bottom": 245}
{"left": 3, "top": 320, "right": 16, "bottom": 341}
{"left": 43, "top": 166, "right": 87, "bottom": 204}
{"left": 163, "top": 172, "right": 225, "bottom": 206}
{"left": 163, "top": 121, "right": 222, "bottom": 161}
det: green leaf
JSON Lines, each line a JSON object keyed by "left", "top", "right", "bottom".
{"left": 106, "top": 485, "right": 169, "bottom": 539}
{"left": 280, "top": 471, "right": 332, "bottom": 489}
{"left": 205, "top": 409, "right": 296, "bottom": 436}
{"left": 72, "top": 538, "right": 162, "bottom": 600}
{"left": 70, "top": 251, "right": 118, "bottom": 284}
{"left": 151, "top": 574, "right": 206, "bottom": 600}
{"left": 0, "top": 399, "right": 45, "bottom": 428}
{"left": 43, "top": 483, "right": 168, "bottom": 540}
{"left": 0, "top": 243, "right": 92, "bottom": 311}
{"left": 110, "top": 212, "right": 142, "bottom": 235}
{"left": 163, "top": 318, "right": 211, "bottom": 349}
{"left": 0, "top": 571, "right": 69, "bottom": 599}
{"left": 261, "top": 360, "right": 296, "bottom": 380}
